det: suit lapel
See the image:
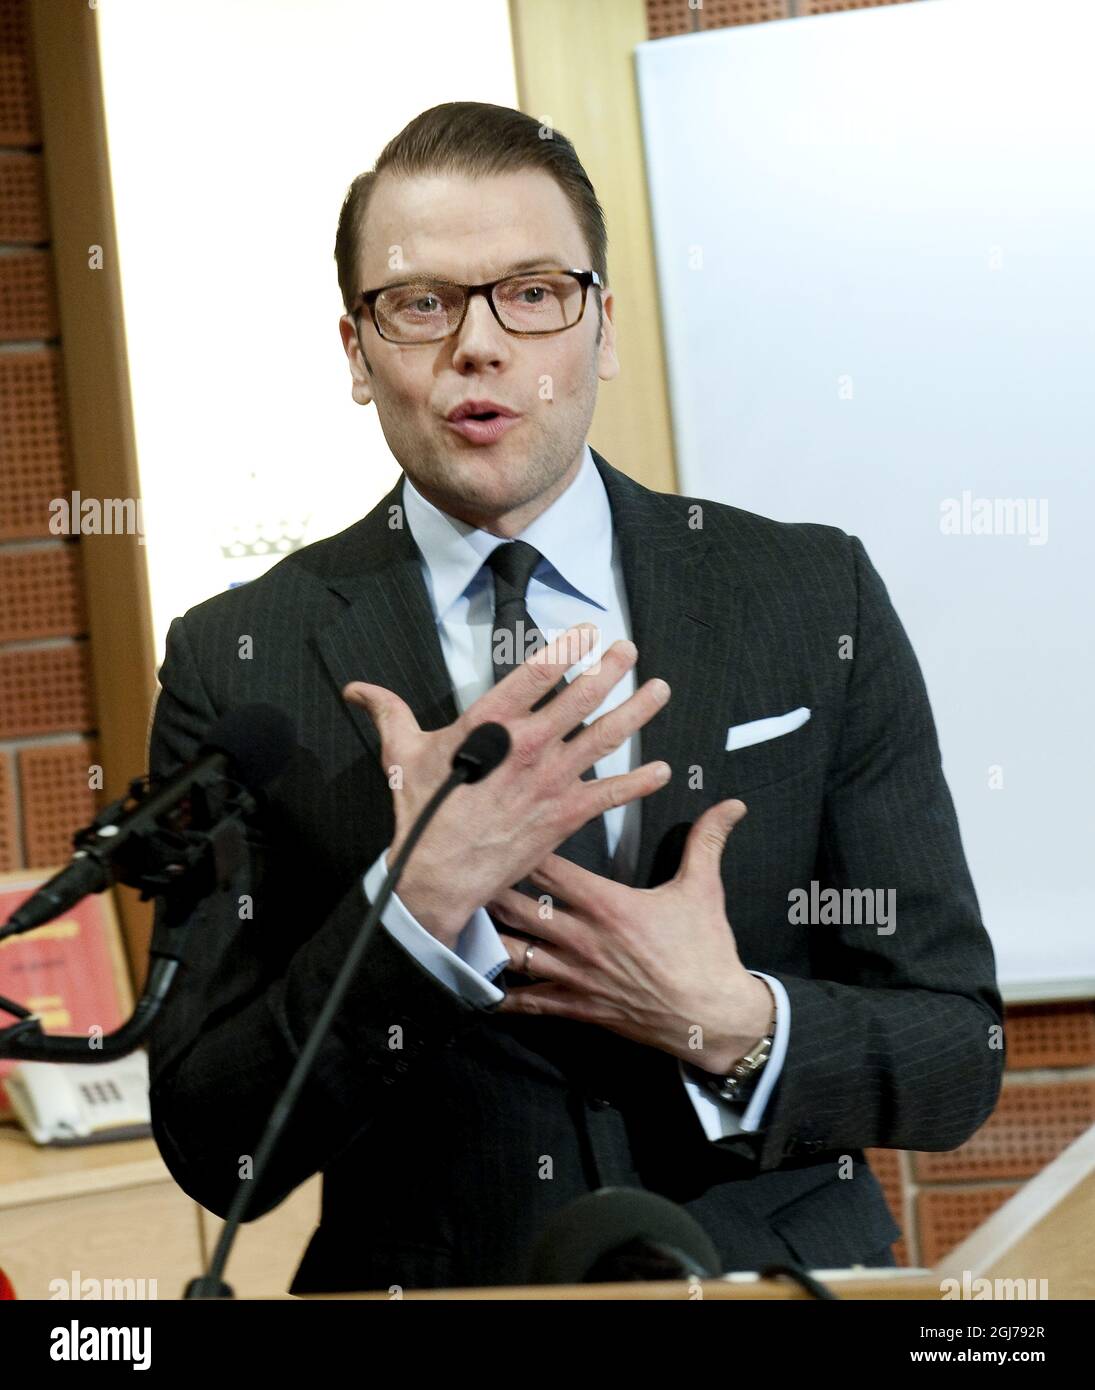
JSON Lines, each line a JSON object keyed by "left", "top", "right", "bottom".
{"left": 593, "top": 451, "right": 747, "bottom": 887}
{"left": 314, "top": 475, "right": 458, "bottom": 760}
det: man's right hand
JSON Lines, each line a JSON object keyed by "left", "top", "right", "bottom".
{"left": 342, "top": 625, "right": 671, "bottom": 951}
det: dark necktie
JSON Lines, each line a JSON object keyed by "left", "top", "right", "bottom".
{"left": 484, "top": 542, "right": 636, "bottom": 1088}
{"left": 485, "top": 540, "right": 612, "bottom": 880}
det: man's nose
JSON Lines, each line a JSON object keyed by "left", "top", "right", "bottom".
{"left": 451, "top": 293, "right": 511, "bottom": 374}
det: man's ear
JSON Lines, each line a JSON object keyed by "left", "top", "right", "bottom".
{"left": 596, "top": 287, "right": 619, "bottom": 383}
{"left": 339, "top": 312, "right": 375, "bottom": 407}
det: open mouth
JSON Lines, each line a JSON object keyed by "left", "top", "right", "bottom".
{"left": 445, "top": 407, "right": 521, "bottom": 445}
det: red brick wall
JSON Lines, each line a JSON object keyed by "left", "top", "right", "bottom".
{"left": 645, "top": 0, "right": 916, "bottom": 38}
{"left": 0, "top": 0, "right": 99, "bottom": 877}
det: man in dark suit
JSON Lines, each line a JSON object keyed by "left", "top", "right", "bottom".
{"left": 147, "top": 102, "right": 1004, "bottom": 1293}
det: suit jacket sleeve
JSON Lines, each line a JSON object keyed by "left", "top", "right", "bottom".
{"left": 718, "top": 534, "right": 1005, "bottom": 1172}
{"left": 146, "top": 613, "right": 496, "bottom": 1222}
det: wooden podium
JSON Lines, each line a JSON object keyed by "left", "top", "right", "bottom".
{"left": 4, "top": 1119, "right": 1090, "bottom": 1300}
{"left": 292, "top": 1122, "right": 1095, "bottom": 1300}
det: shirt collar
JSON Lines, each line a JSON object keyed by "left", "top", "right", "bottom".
{"left": 402, "top": 444, "right": 615, "bottom": 621}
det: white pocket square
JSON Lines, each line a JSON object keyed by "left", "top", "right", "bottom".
{"left": 726, "top": 706, "right": 811, "bottom": 752}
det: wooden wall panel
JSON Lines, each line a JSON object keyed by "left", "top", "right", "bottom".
{"left": 510, "top": 0, "right": 678, "bottom": 495}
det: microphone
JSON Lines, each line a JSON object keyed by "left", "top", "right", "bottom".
{"left": 187, "top": 720, "right": 511, "bottom": 1298}
{"left": 453, "top": 720, "right": 510, "bottom": 783}
{"left": 1, "top": 703, "right": 295, "bottom": 939}
{"left": 528, "top": 1187, "right": 722, "bottom": 1284}
{"left": 0, "top": 704, "right": 298, "bottom": 1063}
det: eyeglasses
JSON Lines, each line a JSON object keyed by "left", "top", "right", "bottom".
{"left": 355, "top": 268, "right": 604, "bottom": 344}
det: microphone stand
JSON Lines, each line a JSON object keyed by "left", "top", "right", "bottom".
{"left": 185, "top": 744, "right": 499, "bottom": 1299}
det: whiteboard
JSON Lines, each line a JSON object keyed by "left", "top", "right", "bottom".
{"left": 636, "top": 0, "right": 1095, "bottom": 999}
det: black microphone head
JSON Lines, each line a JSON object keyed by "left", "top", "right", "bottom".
{"left": 452, "top": 721, "right": 510, "bottom": 783}
{"left": 528, "top": 1187, "right": 722, "bottom": 1285}
{"left": 199, "top": 704, "right": 296, "bottom": 789}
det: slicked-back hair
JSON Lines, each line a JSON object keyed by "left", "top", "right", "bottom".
{"left": 334, "top": 102, "right": 608, "bottom": 315}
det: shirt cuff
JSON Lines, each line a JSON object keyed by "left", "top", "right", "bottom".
{"left": 679, "top": 971, "right": 791, "bottom": 1143}
{"left": 363, "top": 849, "right": 508, "bottom": 1007}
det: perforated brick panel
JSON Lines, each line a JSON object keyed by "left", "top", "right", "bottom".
{"left": 0, "top": 750, "right": 16, "bottom": 871}
{"left": 913, "top": 1080, "right": 1095, "bottom": 1183}
{"left": 0, "top": 644, "right": 93, "bottom": 738}
{"left": 865, "top": 1146, "right": 909, "bottom": 1265}
{"left": 18, "top": 739, "right": 98, "bottom": 867}
{"left": 0, "top": 544, "right": 85, "bottom": 641}
{"left": 647, "top": 0, "right": 698, "bottom": 39}
{"left": 0, "top": 249, "right": 56, "bottom": 340}
{"left": 917, "top": 1186, "right": 1021, "bottom": 1266}
{"left": 1005, "top": 1002, "right": 1095, "bottom": 1069}
{"left": 697, "top": 0, "right": 789, "bottom": 29}
{"left": 801, "top": 0, "right": 916, "bottom": 13}
{"left": 0, "top": 349, "right": 71, "bottom": 540}
{"left": 0, "top": 0, "right": 39, "bottom": 145}
{"left": 0, "top": 152, "right": 47, "bottom": 242}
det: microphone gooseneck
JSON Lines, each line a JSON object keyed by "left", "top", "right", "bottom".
{"left": 186, "top": 721, "right": 510, "bottom": 1298}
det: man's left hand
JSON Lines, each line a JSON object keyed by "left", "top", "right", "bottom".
{"left": 488, "top": 798, "right": 775, "bottom": 1074}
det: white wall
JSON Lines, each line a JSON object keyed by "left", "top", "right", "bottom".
{"left": 95, "top": 0, "right": 518, "bottom": 658}
{"left": 637, "top": 0, "right": 1095, "bottom": 996}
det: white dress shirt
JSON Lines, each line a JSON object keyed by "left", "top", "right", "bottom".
{"left": 362, "top": 445, "right": 789, "bottom": 1140}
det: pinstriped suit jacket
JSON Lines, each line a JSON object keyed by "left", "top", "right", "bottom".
{"left": 146, "top": 450, "right": 1004, "bottom": 1292}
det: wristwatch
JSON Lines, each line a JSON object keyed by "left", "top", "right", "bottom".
{"left": 692, "top": 980, "right": 777, "bottom": 1103}
{"left": 698, "top": 1030, "right": 773, "bottom": 1103}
